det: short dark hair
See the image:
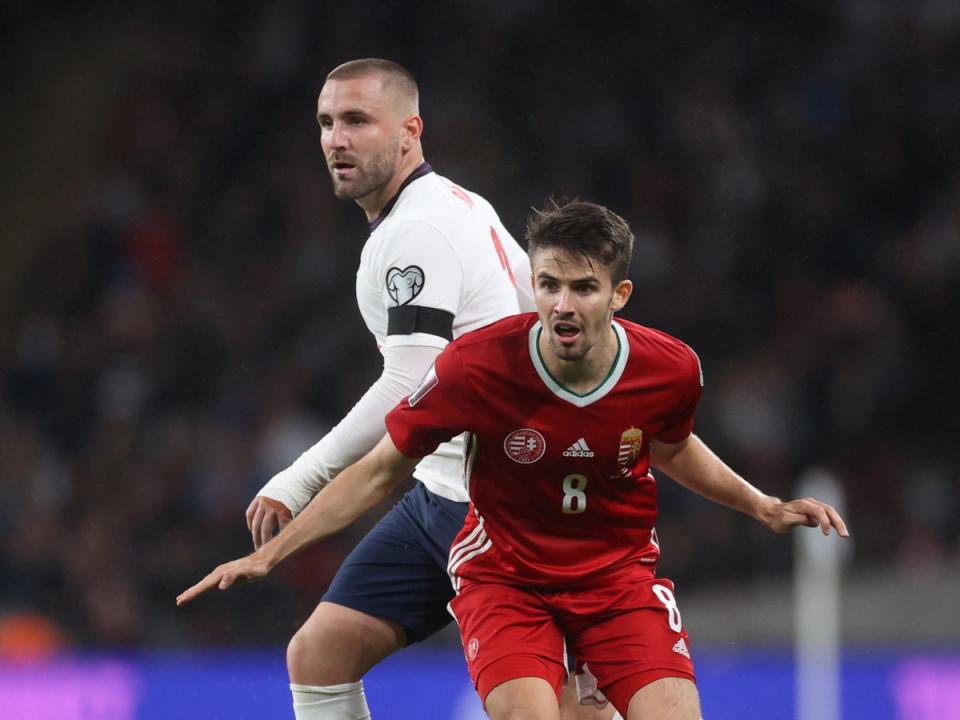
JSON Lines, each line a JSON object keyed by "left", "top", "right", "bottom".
{"left": 326, "top": 58, "right": 419, "bottom": 111}
{"left": 525, "top": 199, "right": 634, "bottom": 283}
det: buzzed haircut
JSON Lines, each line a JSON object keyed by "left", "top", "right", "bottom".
{"left": 525, "top": 199, "right": 634, "bottom": 284}
{"left": 326, "top": 58, "right": 419, "bottom": 113}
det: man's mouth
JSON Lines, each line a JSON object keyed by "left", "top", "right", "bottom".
{"left": 553, "top": 322, "right": 581, "bottom": 345}
{"left": 330, "top": 160, "right": 356, "bottom": 176}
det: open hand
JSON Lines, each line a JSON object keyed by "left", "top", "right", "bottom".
{"left": 176, "top": 555, "right": 271, "bottom": 606}
{"left": 763, "top": 496, "right": 849, "bottom": 537}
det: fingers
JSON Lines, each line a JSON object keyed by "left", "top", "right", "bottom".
{"left": 249, "top": 497, "right": 293, "bottom": 549}
{"left": 259, "top": 510, "right": 276, "bottom": 549}
{"left": 175, "top": 558, "right": 261, "bottom": 607}
{"left": 784, "top": 498, "right": 850, "bottom": 538}
{"left": 260, "top": 497, "right": 293, "bottom": 522}
{"left": 245, "top": 498, "right": 259, "bottom": 532}
{"left": 804, "top": 499, "right": 833, "bottom": 535}
{"left": 250, "top": 503, "right": 267, "bottom": 549}
{"left": 176, "top": 566, "right": 230, "bottom": 606}
{"left": 775, "top": 508, "right": 812, "bottom": 533}
{"left": 823, "top": 503, "right": 849, "bottom": 538}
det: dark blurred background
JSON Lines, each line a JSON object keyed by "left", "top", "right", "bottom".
{"left": 1, "top": 0, "right": 958, "bottom": 657}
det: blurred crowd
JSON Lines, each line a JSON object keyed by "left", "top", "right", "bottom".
{"left": 1, "top": 1, "right": 958, "bottom": 650}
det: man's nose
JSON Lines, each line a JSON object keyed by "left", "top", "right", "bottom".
{"left": 554, "top": 289, "right": 574, "bottom": 315}
{"left": 327, "top": 122, "right": 348, "bottom": 150}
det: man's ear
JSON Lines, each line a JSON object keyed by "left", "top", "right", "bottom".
{"left": 401, "top": 115, "right": 423, "bottom": 152}
{"left": 611, "top": 279, "right": 633, "bottom": 312}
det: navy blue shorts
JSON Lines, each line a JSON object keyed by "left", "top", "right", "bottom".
{"left": 322, "top": 481, "right": 468, "bottom": 645}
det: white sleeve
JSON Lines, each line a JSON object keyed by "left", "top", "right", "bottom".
{"left": 378, "top": 219, "right": 465, "bottom": 350}
{"left": 256, "top": 343, "right": 443, "bottom": 515}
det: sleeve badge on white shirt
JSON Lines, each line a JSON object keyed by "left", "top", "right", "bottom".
{"left": 386, "top": 265, "right": 425, "bottom": 305}
{"left": 408, "top": 363, "right": 439, "bottom": 406}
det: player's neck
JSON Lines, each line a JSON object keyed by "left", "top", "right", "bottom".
{"left": 541, "top": 324, "right": 619, "bottom": 395}
{"left": 357, "top": 149, "right": 426, "bottom": 222}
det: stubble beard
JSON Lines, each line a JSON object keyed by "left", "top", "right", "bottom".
{"left": 548, "top": 331, "right": 589, "bottom": 363}
{"left": 329, "top": 143, "right": 402, "bottom": 201}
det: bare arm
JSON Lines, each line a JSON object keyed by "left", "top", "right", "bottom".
{"left": 177, "top": 433, "right": 420, "bottom": 606}
{"left": 651, "top": 434, "right": 849, "bottom": 537}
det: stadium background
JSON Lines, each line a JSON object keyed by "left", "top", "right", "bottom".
{"left": 1, "top": 1, "right": 957, "bottom": 717}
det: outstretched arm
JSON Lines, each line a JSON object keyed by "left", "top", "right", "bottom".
{"left": 177, "top": 433, "right": 420, "bottom": 606}
{"left": 651, "top": 434, "right": 849, "bottom": 537}
{"left": 248, "top": 344, "right": 442, "bottom": 548}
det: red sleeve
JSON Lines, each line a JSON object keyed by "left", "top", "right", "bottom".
{"left": 385, "top": 342, "right": 472, "bottom": 458}
{"left": 658, "top": 344, "right": 704, "bottom": 444}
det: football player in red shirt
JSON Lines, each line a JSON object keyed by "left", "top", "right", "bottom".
{"left": 179, "top": 199, "right": 848, "bottom": 720}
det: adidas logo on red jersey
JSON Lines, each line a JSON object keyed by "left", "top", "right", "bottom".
{"left": 563, "top": 438, "right": 595, "bottom": 458}
{"left": 672, "top": 637, "right": 690, "bottom": 659}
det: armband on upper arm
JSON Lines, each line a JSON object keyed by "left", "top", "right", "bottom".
{"left": 387, "top": 306, "right": 454, "bottom": 341}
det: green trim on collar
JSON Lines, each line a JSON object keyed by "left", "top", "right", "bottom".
{"left": 527, "top": 320, "right": 629, "bottom": 407}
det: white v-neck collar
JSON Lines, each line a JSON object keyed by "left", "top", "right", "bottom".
{"left": 527, "top": 320, "right": 629, "bottom": 407}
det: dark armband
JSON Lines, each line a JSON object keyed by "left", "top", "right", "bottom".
{"left": 387, "top": 306, "right": 454, "bottom": 340}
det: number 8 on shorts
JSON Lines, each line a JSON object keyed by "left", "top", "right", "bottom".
{"left": 652, "top": 583, "right": 683, "bottom": 632}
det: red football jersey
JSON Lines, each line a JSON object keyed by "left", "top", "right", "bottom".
{"left": 385, "top": 313, "right": 703, "bottom": 588}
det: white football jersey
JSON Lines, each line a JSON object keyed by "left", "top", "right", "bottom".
{"left": 357, "top": 164, "right": 533, "bottom": 501}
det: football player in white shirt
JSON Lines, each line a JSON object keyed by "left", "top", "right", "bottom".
{"left": 231, "top": 59, "right": 613, "bottom": 720}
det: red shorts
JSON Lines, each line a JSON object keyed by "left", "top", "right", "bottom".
{"left": 448, "top": 569, "right": 695, "bottom": 714}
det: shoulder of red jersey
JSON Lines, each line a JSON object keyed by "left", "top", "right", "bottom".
{"left": 616, "top": 317, "right": 704, "bottom": 386}
{"left": 445, "top": 312, "right": 538, "bottom": 352}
